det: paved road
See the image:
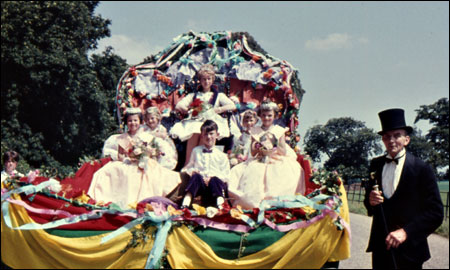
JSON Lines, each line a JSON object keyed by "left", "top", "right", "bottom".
{"left": 339, "top": 213, "right": 449, "bottom": 269}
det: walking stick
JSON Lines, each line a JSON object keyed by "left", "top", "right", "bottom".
{"left": 373, "top": 184, "right": 398, "bottom": 269}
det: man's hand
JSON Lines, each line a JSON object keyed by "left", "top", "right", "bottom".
{"left": 369, "top": 190, "right": 384, "bottom": 206}
{"left": 386, "top": 228, "right": 407, "bottom": 250}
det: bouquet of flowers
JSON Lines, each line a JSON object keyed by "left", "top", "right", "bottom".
{"left": 189, "top": 98, "right": 212, "bottom": 118}
{"left": 128, "top": 137, "right": 164, "bottom": 171}
{"left": 254, "top": 132, "right": 278, "bottom": 163}
{"left": 227, "top": 144, "right": 247, "bottom": 167}
{"left": 309, "top": 168, "right": 342, "bottom": 196}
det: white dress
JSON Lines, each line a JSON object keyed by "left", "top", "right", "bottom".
{"left": 141, "top": 124, "right": 178, "bottom": 170}
{"left": 169, "top": 91, "right": 235, "bottom": 141}
{"left": 88, "top": 131, "right": 181, "bottom": 209}
{"left": 102, "top": 134, "right": 121, "bottom": 160}
{"left": 227, "top": 125, "right": 305, "bottom": 209}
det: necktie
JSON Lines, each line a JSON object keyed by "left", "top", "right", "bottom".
{"left": 385, "top": 157, "right": 399, "bottom": 164}
{"left": 385, "top": 153, "right": 405, "bottom": 165}
{"left": 203, "top": 148, "right": 213, "bottom": 153}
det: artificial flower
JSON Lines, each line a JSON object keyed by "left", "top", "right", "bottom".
{"left": 263, "top": 69, "right": 273, "bottom": 79}
{"left": 267, "top": 81, "right": 277, "bottom": 89}
{"left": 189, "top": 98, "right": 211, "bottom": 117}
{"left": 230, "top": 205, "right": 244, "bottom": 219}
{"left": 252, "top": 55, "right": 261, "bottom": 61}
{"left": 128, "top": 201, "right": 138, "bottom": 209}
{"left": 192, "top": 204, "right": 206, "bottom": 216}
{"left": 167, "top": 205, "right": 183, "bottom": 216}
{"left": 129, "top": 67, "right": 138, "bottom": 77}
{"left": 26, "top": 169, "right": 40, "bottom": 183}
{"left": 74, "top": 191, "right": 91, "bottom": 204}
{"left": 206, "top": 207, "right": 219, "bottom": 218}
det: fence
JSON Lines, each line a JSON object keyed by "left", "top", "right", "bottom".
{"left": 344, "top": 182, "right": 449, "bottom": 220}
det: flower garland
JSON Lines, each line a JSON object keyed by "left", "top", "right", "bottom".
{"left": 114, "top": 31, "right": 304, "bottom": 132}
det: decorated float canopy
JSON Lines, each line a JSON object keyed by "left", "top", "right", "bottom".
{"left": 115, "top": 30, "right": 305, "bottom": 135}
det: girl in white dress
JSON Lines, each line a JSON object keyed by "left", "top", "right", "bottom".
{"left": 232, "top": 109, "right": 259, "bottom": 161}
{"left": 169, "top": 64, "right": 236, "bottom": 165}
{"left": 228, "top": 100, "right": 305, "bottom": 209}
{"left": 141, "top": 107, "right": 178, "bottom": 170}
{"left": 88, "top": 108, "right": 181, "bottom": 209}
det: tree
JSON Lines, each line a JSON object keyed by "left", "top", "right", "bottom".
{"left": 407, "top": 128, "right": 435, "bottom": 163}
{"left": 303, "top": 117, "right": 382, "bottom": 182}
{"left": 90, "top": 46, "right": 128, "bottom": 131}
{"left": 414, "top": 97, "right": 449, "bottom": 179}
{"left": 1, "top": 1, "right": 125, "bottom": 173}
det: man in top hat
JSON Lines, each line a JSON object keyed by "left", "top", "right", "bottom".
{"left": 364, "top": 108, "right": 443, "bottom": 269}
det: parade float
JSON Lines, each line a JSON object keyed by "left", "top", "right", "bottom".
{"left": 1, "top": 31, "right": 350, "bottom": 269}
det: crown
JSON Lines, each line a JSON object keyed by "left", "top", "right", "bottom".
{"left": 125, "top": 107, "right": 142, "bottom": 114}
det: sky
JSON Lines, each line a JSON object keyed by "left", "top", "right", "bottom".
{"left": 93, "top": 1, "right": 449, "bottom": 146}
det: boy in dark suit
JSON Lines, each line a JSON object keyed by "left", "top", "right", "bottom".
{"left": 364, "top": 108, "right": 443, "bottom": 269}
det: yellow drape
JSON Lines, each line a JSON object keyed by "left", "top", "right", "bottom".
{"left": 166, "top": 184, "right": 350, "bottom": 269}
{"left": 1, "top": 185, "right": 350, "bottom": 269}
{"left": 1, "top": 194, "right": 155, "bottom": 269}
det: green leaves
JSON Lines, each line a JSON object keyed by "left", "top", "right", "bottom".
{"left": 1, "top": 1, "right": 125, "bottom": 172}
{"left": 414, "top": 98, "right": 449, "bottom": 179}
{"left": 303, "top": 117, "right": 382, "bottom": 182}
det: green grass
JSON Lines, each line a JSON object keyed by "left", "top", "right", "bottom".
{"left": 435, "top": 219, "right": 449, "bottom": 238}
{"left": 438, "top": 181, "right": 449, "bottom": 192}
{"left": 347, "top": 201, "right": 368, "bottom": 216}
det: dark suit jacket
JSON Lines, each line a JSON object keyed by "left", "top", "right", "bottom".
{"left": 363, "top": 152, "right": 444, "bottom": 263}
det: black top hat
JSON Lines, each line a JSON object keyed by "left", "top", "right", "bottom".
{"left": 378, "top": 108, "right": 413, "bottom": 135}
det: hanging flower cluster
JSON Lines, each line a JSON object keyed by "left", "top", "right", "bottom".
{"left": 153, "top": 70, "right": 174, "bottom": 87}
{"left": 309, "top": 168, "right": 343, "bottom": 196}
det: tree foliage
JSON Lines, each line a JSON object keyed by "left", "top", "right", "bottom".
{"left": 414, "top": 97, "right": 449, "bottom": 179}
{"left": 1, "top": 1, "right": 127, "bottom": 173}
{"left": 303, "top": 117, "right": 382, "bottom": 182}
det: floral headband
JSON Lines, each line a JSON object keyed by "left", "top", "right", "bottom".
{"left": 242, "top": 109, "right": 258, "bottom": 119}
{"left": 125, "top": 107, "right": 142, "bottom": 115}
{"left": 146, "top": 107, "right": 161, "bottom": 118}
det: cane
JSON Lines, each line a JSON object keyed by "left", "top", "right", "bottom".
{"left": 373, "top": 184, "right": 398, "bottom": 269}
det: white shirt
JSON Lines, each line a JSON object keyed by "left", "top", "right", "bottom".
{"left": 182, "top": 145, "right": 231, "bottom": 182}
{"left": 382, "top": 148, "right": 406, "bottom": 199}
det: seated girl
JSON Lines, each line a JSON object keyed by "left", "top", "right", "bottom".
{"left": 1, "top": 150, "right": 24, "bottom": 183}
{"left": 141, "top": 107, "right": 178, "bottom": 170}
{"left": 227, "top": 100, "right": 305, "bottom": 209}
{"left": 169, "top": 64, "right": 236, "bottom": 165}
{"left": 88, "top": 108, "right": 181, "bottom": 209}
{"left": 231, "top": 109, "right": 260, "bottom": 162}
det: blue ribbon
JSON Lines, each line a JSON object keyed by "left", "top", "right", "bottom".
{"left": 145, "top": 220, "right": 173, "bottom": 269}
{"left": 1, "top": 178, "right": 60, "bottom": 201}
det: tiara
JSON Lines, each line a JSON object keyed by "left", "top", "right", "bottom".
{"left": 125, "top": 107, "right": 142, "bottom": 114}
{"left": 259, "top": 100, "right": 279, "bottom": 112}
{"left": 242, "top": 109, "right": 257, "bottom": 118}
{"left": 146, "top": 107, "right": 161, "bottom": 115}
